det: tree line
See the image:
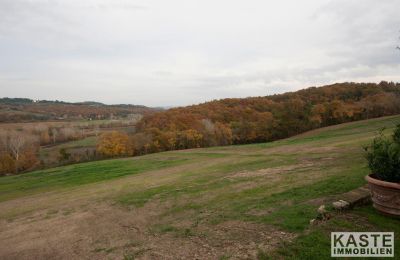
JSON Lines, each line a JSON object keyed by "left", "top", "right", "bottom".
{"left": 0, "top": 98, "right": 157, "bottom": 123}
{"left": 96, "top": 82, "right": 400, "bottom": 157}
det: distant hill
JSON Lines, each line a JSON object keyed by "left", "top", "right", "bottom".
{"left": 131, "top": 81, "right": 400, "bottom": 154}
{"left": 0, "top": 98, "right": 159, "bottom": 123}
{"left": 73, "top": 101, "right": 105, "bottom": 106}
{"left": 0, "top": 98, "right": 34, "bottom": 105}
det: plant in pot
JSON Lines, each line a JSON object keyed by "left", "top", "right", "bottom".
{"left": 364, "top": 124, "right": 400, "bottom": 216}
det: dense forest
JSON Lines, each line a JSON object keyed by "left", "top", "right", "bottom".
{"left": 0, "top": 98, "right": 158, "bottom": 122}
{"left": 109, "top": 81, "right": 399, "bottom": 155}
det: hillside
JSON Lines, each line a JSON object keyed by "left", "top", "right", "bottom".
{"left": 0, "top": 115, "right": 399, "bottom": 259}
{"left": 0, "top": 98, "right": 159, "bottom": 123}
{"left": 130, "top": 82, "right": 400, "bottom": 156}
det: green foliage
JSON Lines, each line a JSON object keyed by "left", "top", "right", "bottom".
{"left": 393, "top": 123, "right": 400, "bottom": 143}
{"left": 365, "top": 125, "right": 400, "bottom": 182}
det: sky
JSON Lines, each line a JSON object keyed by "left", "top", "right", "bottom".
{"left": 0, "top": 0, "right": 399, "bottom": 107}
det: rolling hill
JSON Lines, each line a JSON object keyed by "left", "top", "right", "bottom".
{"left": 129, "top": 81, "right": 400, "bottom": 156}
{"left": 0, "top": 115, "right": 399, "bottom": 259}
{"left": 0, "top": 98, "right": 159, "bottom": 123}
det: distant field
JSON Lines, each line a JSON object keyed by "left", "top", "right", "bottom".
{"left": 0, "top": 119, "right": 137, "bottom": 169}
{"left": 39, "top": 136, "right": 98, "bottom": 165}
{"left": 0, "top": 115, "right": 399, "bottom": 259}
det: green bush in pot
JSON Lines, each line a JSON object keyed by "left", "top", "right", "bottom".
{"left": 364, "top": 124, "right": 400, "bottom": 183}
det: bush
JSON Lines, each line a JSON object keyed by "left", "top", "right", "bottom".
{"left": 393, "top": 124, "right": 400, "bottom": 143}
{"left": 365, "top": 124, "right": 400, "bottom": 182}
{"left": 0, "top": 153, "right": 15, "bottom": 175}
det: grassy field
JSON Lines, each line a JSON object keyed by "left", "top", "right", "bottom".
{"left": 1, "top": 119, "right": 137, "bottom": 168}
{"left": 0, "top": 115, "right": 399, "bottom": 259}
{"left": 39, "top": 136, "right": 98, "bottom": 164}
{"left": 38, "top": 124, "right": 136, "bottom": 166}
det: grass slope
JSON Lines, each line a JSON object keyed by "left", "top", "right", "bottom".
{"left": 0, "top": 115, "right": 399, "bottom": 259}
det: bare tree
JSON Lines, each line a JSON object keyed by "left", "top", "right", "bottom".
{"left": 51, "top": 128, "right": 58, "bottom": 144}
{"left": 60, "top": 127, "right": 77, "bottom": 140}
{"left": 8, "top": 132, "right": 27, "bottom": 173}
{"left": 34, "top": 124, "right": 49, "bottom": 135}
{"left": 94, "top": 126, "right": 100, "bottom": 137}
{"left": 7, "top": 132, "right": 38, "bottom": 173}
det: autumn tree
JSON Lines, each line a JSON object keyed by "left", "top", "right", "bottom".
{"left": 0, "top": 131, "right": 39, "bottom": 174}
{"left": 0, "top": 153, "right": 14, "bottom": 175}
{"left": 7, "top": 132, "right": 38, "bottom": 173}
{"left": 310, "top": 104, "right": 326, "bottom": 125}
{"left": 176, "top": 129, "right": 203, "bottom": 149}
{"left": 214, "top": 122, "right": 233, "bottom": 145}
{"left": 96, "top": 131, "right": 132, "bottom": 157}
{"left": 130, "top": 81, "right": 400, "bottom": 156}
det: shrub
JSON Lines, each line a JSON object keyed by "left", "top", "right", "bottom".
{"left": 365, "top": 124, "right": 400, "bottom": 182}
{"left": 0, "top": 153, "right": 15, "bottom": 175}
{"left": 393, "top": 123, "right": 400, "bottom": 143}
{"left": 59, "top": 148, "right": 71, "bottom": 162}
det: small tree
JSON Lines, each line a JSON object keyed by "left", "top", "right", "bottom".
{"left": 0, "top": 153, "right": 15, "bottom": 175}
{"left": 51, "top": 128, "right": 58, "bottom": 144}
{"left": 96, "top": 131, "right": 131, "bottom": 157}
{"left": 8, "top": 133, "right": 27, "bottom": 173}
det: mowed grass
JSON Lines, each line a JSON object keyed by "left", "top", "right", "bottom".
{"left": 0, "top": 156, "right": 189, "bottom": 202}
{"left": 1, "top": 115, "right": 399, "bottom": 207}
{"left": 1, "top": 115, "right": 400, "bottom": 258}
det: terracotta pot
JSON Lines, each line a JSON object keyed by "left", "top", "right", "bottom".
{"left": 365, "top": 174, "right": 400, "bottom": 217}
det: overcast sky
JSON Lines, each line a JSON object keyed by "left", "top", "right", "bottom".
{"left": 0, "top": 0, "right": 399, "bottom": 107}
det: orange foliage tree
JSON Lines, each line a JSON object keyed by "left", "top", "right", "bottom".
{"left": 130, "top": 81, "right": 400, "bottom": 156}
{"left": 96, "top": 131, "right": 132, "bottom": 157}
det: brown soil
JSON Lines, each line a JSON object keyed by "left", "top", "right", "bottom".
{"left": 0, "top": 200, "right": 294, "bottom": 260}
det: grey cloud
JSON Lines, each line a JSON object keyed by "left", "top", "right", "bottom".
{"left": 0, "top": 0, "right": 399, "bottom": 106}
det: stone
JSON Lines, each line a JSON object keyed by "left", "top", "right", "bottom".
{"left": 317, "top": 205, "right": 326, "bottom": 214}
{"left": 332, "top": 200, "right": 351, "bottom": 210}
{"left": 332, "top": 185, "right": 371, "bottom": 211}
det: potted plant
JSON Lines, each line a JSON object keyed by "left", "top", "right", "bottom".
{"left": 364, "top": 124, "right": 400, "bottom": 216}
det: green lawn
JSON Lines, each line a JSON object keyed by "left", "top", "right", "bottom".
{"left": 270, "top": 205, "right": 400, "bottom": 259}
{"left": 0, "top": 156, "right": 188, "bottom": 202}
{"left": 1, "top": 115, "right": 399, "bottom": 259}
